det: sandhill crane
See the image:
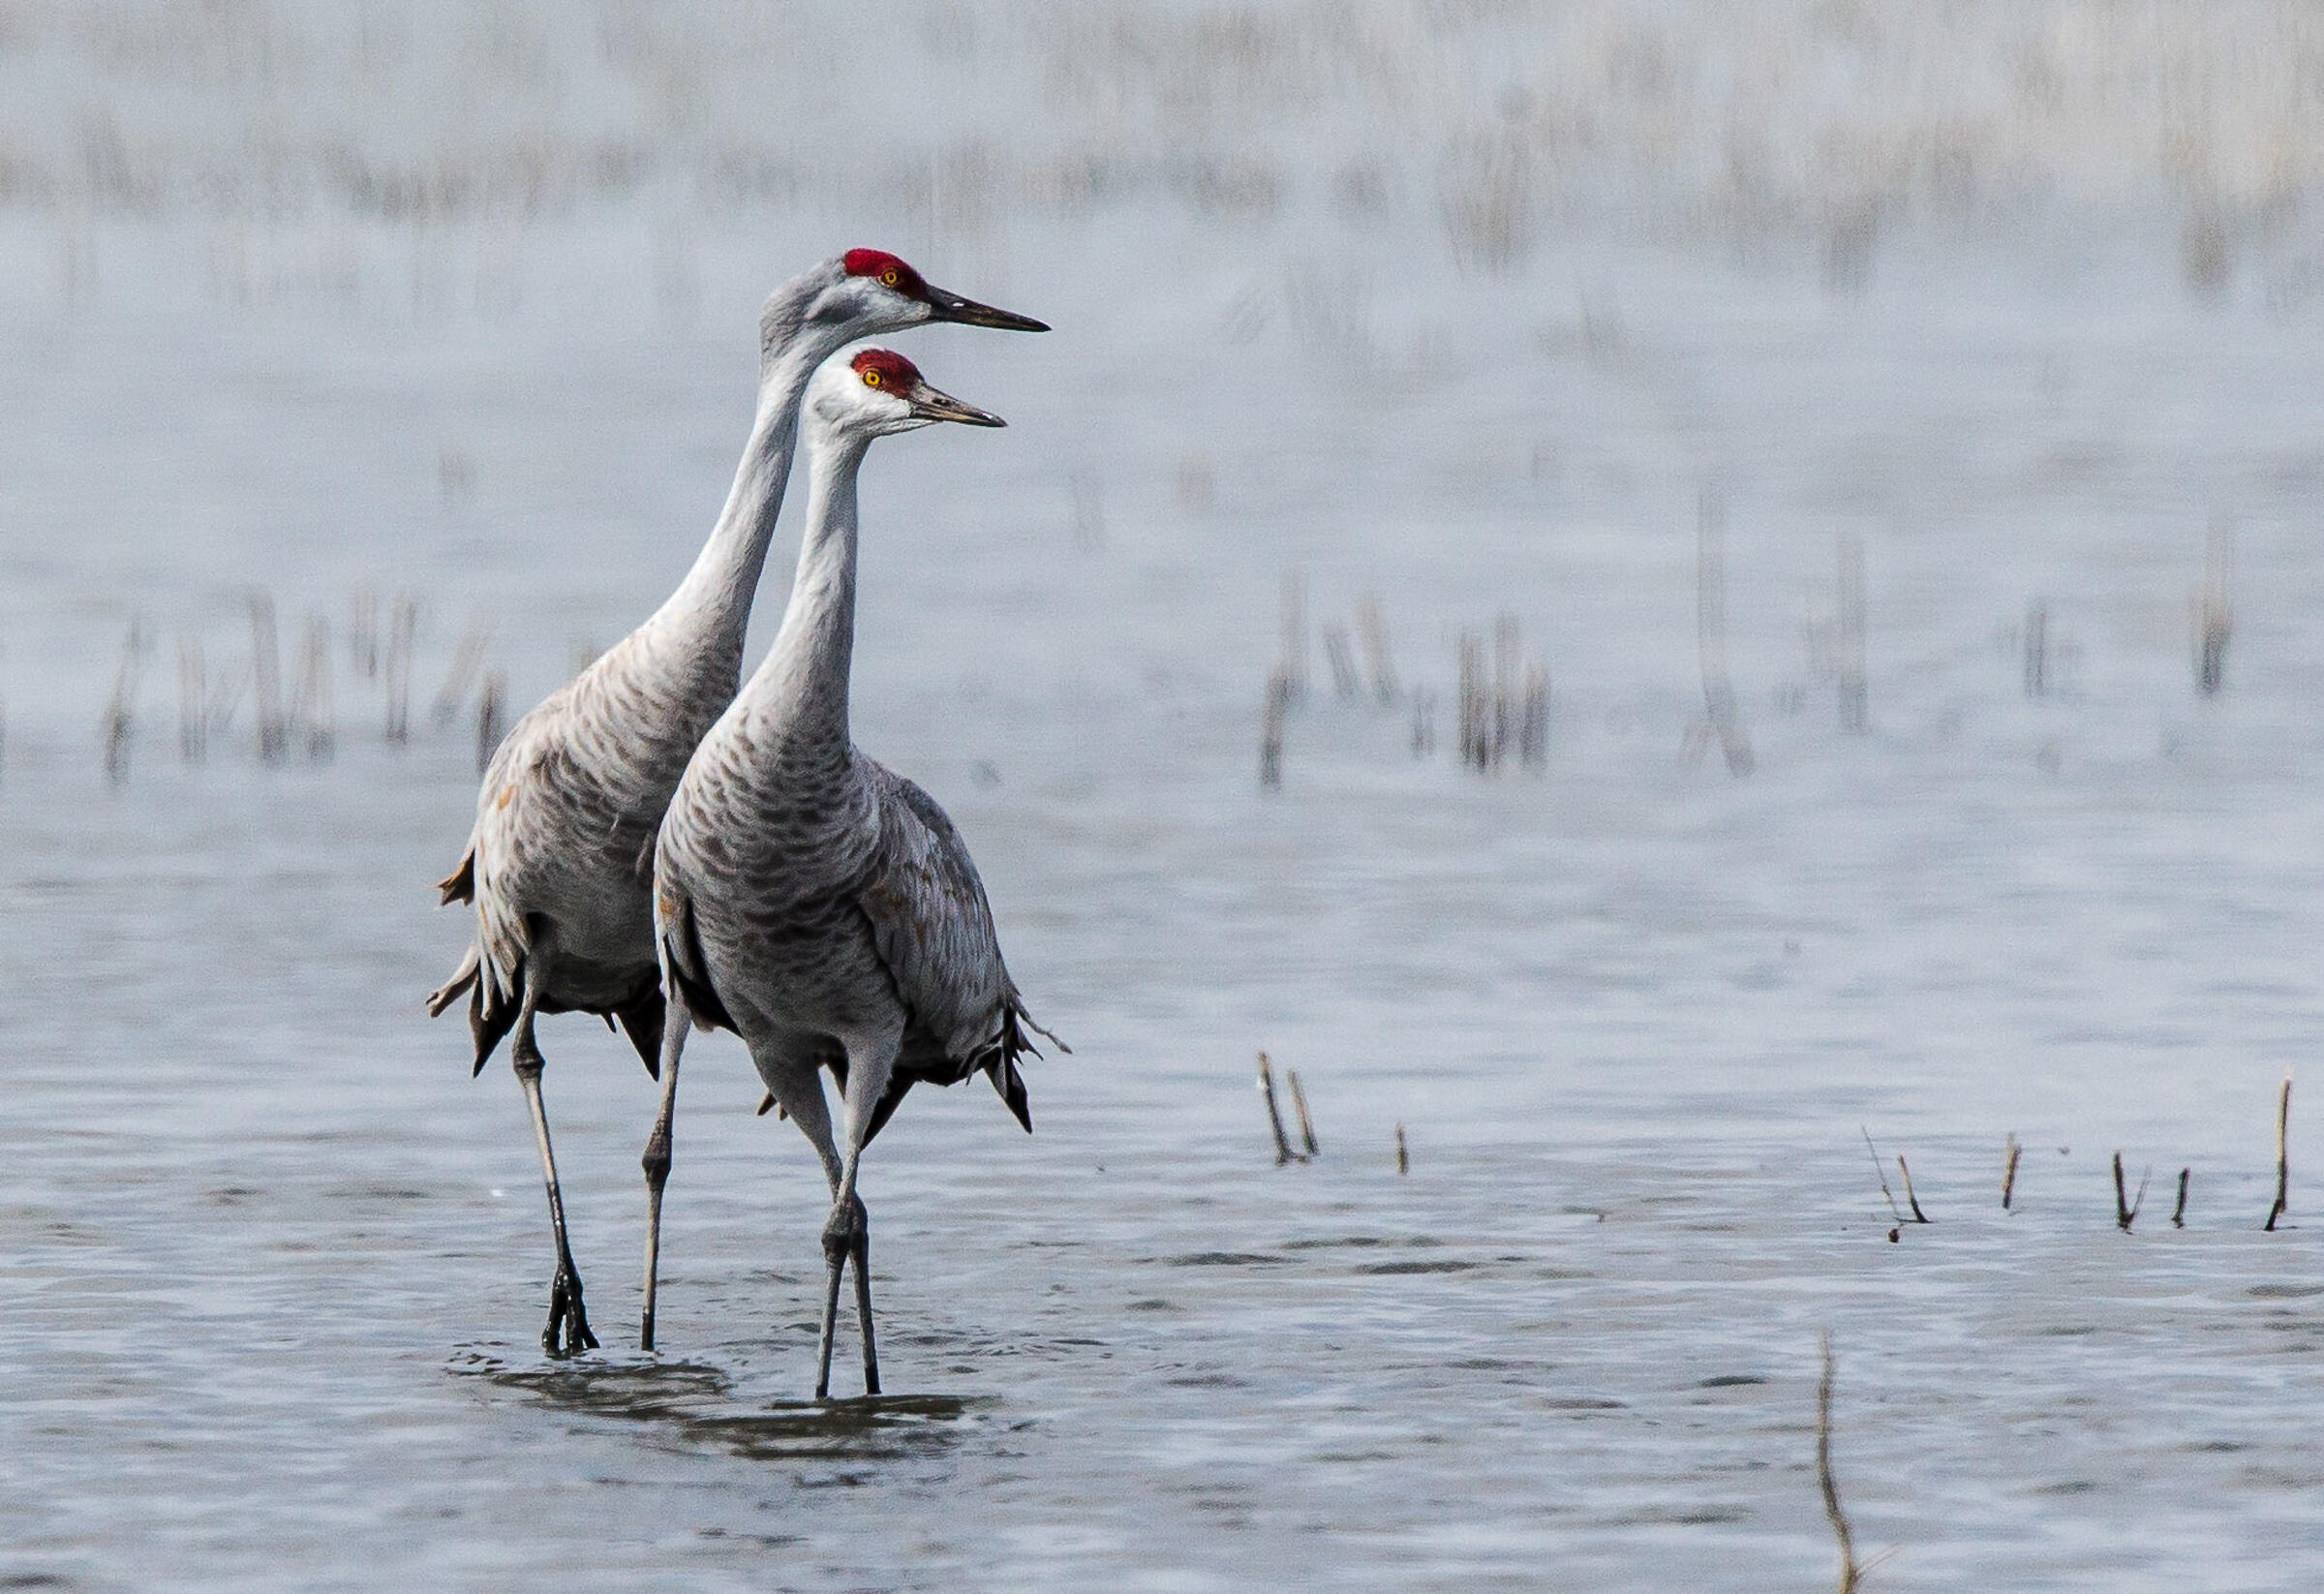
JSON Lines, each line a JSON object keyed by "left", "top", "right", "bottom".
{"left": 427, "top": 255, "right": 1046, "bottom": 1357}
{"left": 648, "top": 348, "right": 1061, "bottom": 1395}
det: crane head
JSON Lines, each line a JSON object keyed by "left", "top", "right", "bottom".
{"left": 832, "top": 248, "right": 1050, "bottom": 333}
{"left": 807, "top": 348, "right": 1006, "bottom": 438}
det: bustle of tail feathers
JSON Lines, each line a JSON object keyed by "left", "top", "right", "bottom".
{"left": 438, "top": 847, "right": 475, "bottom": 906}
{"left": 658, "top": 896, "right": 737, "bottom": 1036}
{"left": 983, "top": 999, "right": 1065, "bottom": 1135}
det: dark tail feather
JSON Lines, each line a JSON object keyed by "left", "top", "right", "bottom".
{"left": 614, "top": 988, "right": 665, "bottom": 1081}
{"left": 468, "top": 963, "right": 518, "bottom": 1078}
{"left": 437, "top": 847, "right": 476, "bottom": 906}
{"left": 987, "top": 1056, "right": 1032, "bottom": 1133}
{"left": 660, "top": 898, "right": 736, "bottom": 1035}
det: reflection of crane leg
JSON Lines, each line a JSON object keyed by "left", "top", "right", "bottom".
{"left": 639, "top": 993, "right": 691, "bottom": 1351}
{"left": 509, "top": 932, "right": 597, "bottom": 1357}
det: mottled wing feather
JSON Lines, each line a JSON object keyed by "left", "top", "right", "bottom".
{"left": 852, "top": 761, "right": 1015, "bottom": 1064}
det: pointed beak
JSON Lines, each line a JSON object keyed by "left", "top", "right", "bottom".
{"left": 925, "top": 283, "right": 1050, "bottom": 332}
{"left": 907, "top": 381, "right": 1006, "bottom": 427}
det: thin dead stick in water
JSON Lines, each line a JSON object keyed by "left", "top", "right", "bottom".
{"left": 2266, "top": 1071, "right": 2292, "bottom": 1231}
{"left": 1819, "top": 1333, "right": 1862, "bottom": 1594}
{"left": 2173, "top": 1168, "right": 2189, "bottom": 1229}
{"left": 1861, "top": 1129, "right": 1905, "bottom": 1225}
{"left": 2113, "top": 1152, "right": 2148, "bottom": 1232}
{"left": 1895, "top": 1156, "right": 1930, "bottom": 1224}
{"left": 2002, "top": 1133, "right": 2022, "bottom": 1211}
{"left": 1256, "top": 1054, "right": 1303, "bottom": 1166}
{"left": 1286, "top": 1068, "right": 1319, "bottom": 1157}
{"left": 1395, "top": 1123, "right": 1408, "bottom": 1176}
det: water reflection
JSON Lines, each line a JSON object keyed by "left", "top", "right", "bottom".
{"left": 463, "top": 1357, "right": 989, "bottom": 1466}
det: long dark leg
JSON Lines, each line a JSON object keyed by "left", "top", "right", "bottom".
{"left": 510, "top": 943, "right": 597, "bottom": 1358}
{"left": 852, "top": 1225, "right": 880, "bottom": 1395}
{"left": 639, "top": 994, "right": 690, "bottom": 1352}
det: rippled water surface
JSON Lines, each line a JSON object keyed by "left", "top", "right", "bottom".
{"left": 7, "top": 203, "right": 2324, "bottom": 1591}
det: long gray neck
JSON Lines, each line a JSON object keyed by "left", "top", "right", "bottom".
{"left": 648, "top": 279, "right": 837, "bottom": 650}
{"left": 743, "top": 423, "right": 872, "bottom": 755}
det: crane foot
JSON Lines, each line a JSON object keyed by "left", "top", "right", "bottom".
{"left": 543, "top": 1260, "right": 599, "bottom": 1358}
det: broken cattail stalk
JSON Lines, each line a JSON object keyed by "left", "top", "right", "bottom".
{"left": 1836, "top": 531, "right": 1867, "bottom": 734}
{"left": 2173, "top": 1168, "right": 2189, "bottom": 1228}
{"left": 383, "top": 595, "right": 416, "bottom": 744}
{"left": 1395, "top": 1122, "right": 1408, "bottom": 1176}
{"left": 1896, "top": 1156, "right": 1930, "bottom": 1223}
{"left": 1697, "top": 494, "right": 1756, "bottom": 778}
{"left": 1818, "top": 1333, "right": 1862, "bottom": 1594}
{"left": 2002, "top": 1133, "right": 2022, "bottom": 1211}
{"left": 2266, "top": 1071, "right": 2292, "bottom": 1231}
{"left": 1287, "top": 1068, "right": 1319, "bottom": 1157}
{"left": 1322, "top": 623, "right": 1360, "bottom": 700}
{"left": 1518, "top": 664, "right": 1549, "bottom": 770}
{"left": 1456, "top": 633, "right": 1483, "bottom": 768}
{"left": 176, "top": 634, "right": 206, "bottom": 765}
{"left": 1256, "top": 1053, "right": 1304, "bottom": 1166}
{"left": 1861, "top": 1129, "right": 1905, "bottom": 1226}
{"left": 250, "top": 594, "right": 285, "bottom": 763}
{"left": 350, "top": 584, "right": 380, "bottom": 681}
{"left": 290, "top": 616, "right": 333, "bottom": 762}
{"left": 475, "top": 667, "right": 506, "bottom": 775}
{"left": 102, "top": 622, "right": 139, "bottom": 786}
{"left": 2194, "top": 517, "right": 2232, "bottom": 696}
{"left": 430, "top": 617, "right": 491, "bottom": 727}
{"left": 1356, "top": 595, "right": 1397, "bottom": 703}
{"left": 2113, "top": 1151, "right": 2147, "bottom": 1232}
{"left": 1279, "top": 571, "right": 1309, "bottom": 703}
{"left": 2022, "top": 599, "right": 2049, "bottom": 698}
{"left": 1259, "top": 668, "right": 1290, "bottom": 789}
{"left": 1491, "top": 613, "right": 1518, "bottom": 769}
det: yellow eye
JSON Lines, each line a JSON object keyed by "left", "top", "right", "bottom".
{"left": 880, "top": 269, "right": 900, "bottom": 287}
{"left": 862, "top": 369, "right": 882, "bottom": 386}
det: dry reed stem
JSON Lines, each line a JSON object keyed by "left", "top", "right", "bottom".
{"left": 2266, "top": 1071, "right": 2291, "bottom": 1231}
{"left": 1287, "top": 1068, "right": 1319, "bottom": 1156}
{"left": 1697, "top": 494, "right": 1755, "bottom": 777}
{"left": 1280, "top": 571, "right": 1308, "bottom": 702}
{"left": 1819, "top": 1333, "right": 1862, "bottom": 1594}
{"left": 1410, "top": 687, "right": 1435, "bottom": 756}
{"left": 476, "top": 668, "right": 506, "bottom": 775}
{"left": 1518, "top": 664, "right": 1548, "bottom": 770}
{"left": 2022, "top": 599, "right": 2048, "bottom": 698}
{"left": 1861, "top": 1128, "right": 1905, "bottom": 1226}
{"left": 2113, "top": 1152, "right": 2148, "bottom": 1232}
{"left": 1356, "top": 595, "right": 1397, "bottom": 704}
{"left": 1837, "top": 532, "right": 1868, "bottom": 734}
{"left": 1259, "top": 668, "right": 1289, "bottom": 788}
{"left": 291, "top": 615, "right": 333, "bottom": 761}
{"left": 1323, "top": 623, "right": 1360, "bottom": 700}
{"left": 1896, "top": 1156, "right": 1929, "bottom": 1223}
{"left": 102, "top": 622, "right": 138, "bottom": 786}
{"left": 1395, "top": 1122, "right": 1408, "bottom": 1176}
{"left": 176, "top": 635, "right": 205, "bottom": 765}
{"left": 250, "top": 595, "right": 285, "bottom": 762}
{"left": 431, "top": 617, "right": 491, "bottom": 727}
{"left": 1256, "top": 1053, "right": 1304, "bottom": 1166}
{"left": 2173, "top": 1168, "right": 2189, "bottom": 1228}
{"left": 2195, "top": 517, "right": 2232, "bottom": 696}
{"left": 383, "top": 596, "right": 415, "bottom": 744}
{"left": 2002, "top": 1133, "right": 2021, "bottom": 1210}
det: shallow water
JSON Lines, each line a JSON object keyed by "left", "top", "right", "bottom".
{"left": 6, "top": 204, "right": 2324, "bottom": 1590}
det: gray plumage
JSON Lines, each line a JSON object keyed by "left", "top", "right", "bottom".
{"left": 650, "top": 351, "right": 1058, "bottom": 1396}
{"left": 422, "top": 256, "right": 1050, "bottom": 1358}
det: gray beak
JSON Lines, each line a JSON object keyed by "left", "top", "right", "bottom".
{"left": 925, "top": 283, "right": 1050, "bottom": 332}
{"left": 907, "top": 381, "right": 1006, "bottom": 427}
